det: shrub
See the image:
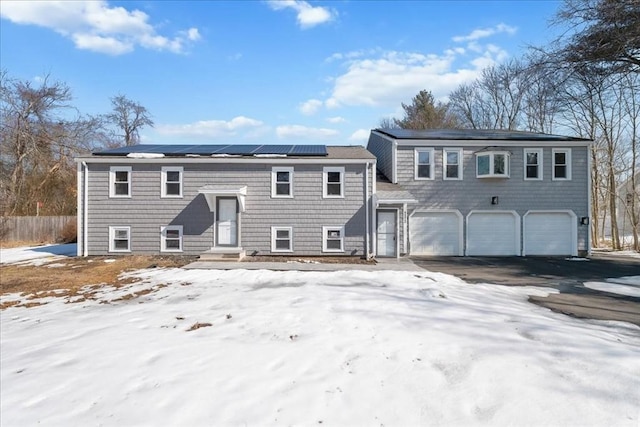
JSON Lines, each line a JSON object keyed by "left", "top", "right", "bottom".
{"left": 59, "top": 220, "right": 77, "bottom": 243}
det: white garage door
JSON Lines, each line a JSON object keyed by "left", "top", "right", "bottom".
{"left": 410, "top": 211, "right": 462, "bottom": 255}
{"left": 524, "top": 211, "right": 576, "bottom": 256}
{"left": 467, "top": 212, "right": 520, "bottom": 256}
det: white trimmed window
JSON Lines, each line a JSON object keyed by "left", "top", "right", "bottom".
{"left": 323, "top": 167, "right": 345, "bottom": 198}
{"left": 443, "top": 148, "right": 463, "bottom": 180}
{"left": 109, "top": 166, "right": 131, "bottom": 197}
{"left": 271, "top": 227, "right": 293, "bottom": 252}
{"left": 476, "top": 151, "right": 510, "bottom": 178}
{"left": 109, "top": 226, "right": 131, "bottom": 252}
{"left": 415, "top": 148, "right": 435, "bottom": 180}
{"left": 323, "top": 226, "right": 344, "bottom": 252}
{"left": 161, "top": 226, "right": 183, "bottom": 252}
{"left": 524, "top": 149, "right": 543, "bottom": 180}
{"left": 552, "top": 148, "right": 571, "bottom": 180}
{"left": 272, "top": 167, "right": 294, "bottom": 198}
{"left": 161, "top": 167, "right": 183, "bottom": 197}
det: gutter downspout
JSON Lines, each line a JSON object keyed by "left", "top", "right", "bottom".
{"left": 365, "top": 162, "right": 370, "bottom": 259}
{"left": 82, "top": 161, "right": 88, "bottom": 257}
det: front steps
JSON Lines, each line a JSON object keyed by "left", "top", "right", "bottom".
{"left": 199, "top": 247, "right": 245, "bottom": 261}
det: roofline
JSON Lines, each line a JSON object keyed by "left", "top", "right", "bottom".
{"left": 74, "top": 156, "right": 375, "bottom": 165}
{"left": 371, "top": 129, "right": 592, "bottom": 147}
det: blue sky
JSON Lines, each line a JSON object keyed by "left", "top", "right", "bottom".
{"left": 1, "top": 0, "right": 562, "bottom": 145}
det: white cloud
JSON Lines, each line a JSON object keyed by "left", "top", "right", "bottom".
{"left": 349, "top": 129, "right": 370, "bottom": 141}
{"left": 452, "top": 23, "right": 517, "bottom": 43}
{"left": 157, "top": 116, "right": 267, "bottom": 139}
{"left": 0, "top": 0, "right": 201, "bottom": 55}
{"left": 299, "top": 99, "right": 323, "bottom": 115}
{"left": 276, "top": 125, "right": 339, "bottom": 139}
{"left": 267, "top": 0, "right": 335, "bottom": 29}
{"left": 326, "top": 116, "right": 346, "bottom": 124}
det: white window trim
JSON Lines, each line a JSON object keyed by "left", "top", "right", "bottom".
{"left": 160, "top": 225, "right": 183, "bottom": 252}
{"left": 414, "top": 148, "right": 435, "bottom": 180}
{"left": 476, "top": 151, "right": 511, "bottom": 178}
{"left": 552, "top": 148, "right": 572, "bottom": 181}
{"left": 323, "top": 167, "right": 345, "bottom": 198}
{"left": 109, "top": 226, "right": 131, "bottom": 252}
{"left": 271, "top": 167, "right": 294, "bottom": 198}
{"left": 161, "top": 166, "right": 183, "bottom": 198}
{"left": 443, "top": 148, "right": 463, "bottom": 181}
{"left": 323, "top": 225, "right": 345, "bottom": 253}
{"left": 109, "top": 166, "right": 132, "bottom": 198}
{"left": 271, "top": 226, "right": 293, "bottom": 253}
{"left": 524, "top": 148, "right": 543, "bottom": 181}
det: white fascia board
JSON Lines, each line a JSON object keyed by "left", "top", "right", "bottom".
{"left": 396, "top": 139, "right": 591, "bottom": 148}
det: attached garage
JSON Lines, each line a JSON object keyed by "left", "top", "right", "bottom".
{"left": 467, "top": 211, "right": 520, "bottom": 256}
{"left": 523, "top": 211, "right": 577, "bottom": 256}
{"left": 409, "top": 210, "right": 462, "bottom": 255}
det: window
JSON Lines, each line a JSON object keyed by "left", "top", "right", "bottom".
{"left": 109, "top": 226, "right": 130, "bottom": 252}
{"left": 109, "top": 166, "right": 131, "bottom": 197}
{"left": 415, "top": 148, "right": 434, "bottom": 180}
{"left": 524, "top": 149, "right": 543, "bottom": 180}
{"left": 161, "top": 226, "right": 183, "bottom": 252}
{"left": 476, "top": 151, "right": 510, "bottom": 178}
{"left": 552, "top": 148, "right": 571, "bottom": 180}
{"left": 443, "top": 148, "right": 463, "bottom": 180}
{"left": 271, "top": 227, "right": 293, "bottom": 252}
{"left": 272, "top": 167, "right": 294, "bottom": 198}
{"left": 323, "top": 167, "right": 345, "bottom": 198}
{"left": 161, "top": 167, "right": 183, "bottom": 197}
{"left": 323, "top": 226, "right": 344, "bottom": 252}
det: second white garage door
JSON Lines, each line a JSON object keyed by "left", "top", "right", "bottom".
{"left": 410, "top": 211, "right": 462, "bottom": 255}
{"left": 523, "top": 211, "right": 576, "bottom": 256}
{"left": 467, "top": 211, "right": 520, "bottom": 256}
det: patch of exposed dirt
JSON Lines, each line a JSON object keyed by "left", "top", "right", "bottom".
{"left": 0, "top": 255, "right": 196, "bottom": 309}
{"left": 187, "top": 322, "right": 212, "bottom": 331}
{"left": 243, "top": 256, "right": 375, "bottom": 265}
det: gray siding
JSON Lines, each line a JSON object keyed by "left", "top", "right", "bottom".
{"left": 395, "top": 145, "right": 590, "bottom": 253}
{"left": 85, "top": 162, "right": 368, "bottom": 256}
{"left": 367, "top": 132, "right": 394, "bottom": 181}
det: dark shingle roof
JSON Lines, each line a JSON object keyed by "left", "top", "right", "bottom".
{"left": 376, "top": 128, "right": 590, "bottom": 142}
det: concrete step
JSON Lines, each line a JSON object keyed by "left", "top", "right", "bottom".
{"left": 199, "top": 247, "right": 245, "bottom": 261}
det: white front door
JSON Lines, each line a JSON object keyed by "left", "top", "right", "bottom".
{"left": 217, "top": 198, "right": 238, "bottom": 246}
{"left": 377, "top": 211, "right": 397, "bottom": 257}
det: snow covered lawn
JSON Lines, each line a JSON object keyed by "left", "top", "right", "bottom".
{"left": 2, "top": 263, "right": 639, "bottom": 427}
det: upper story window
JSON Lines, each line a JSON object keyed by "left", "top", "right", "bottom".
{"left": 161, "top": 167, "right": 183, "bottom": 198}
{"left": 443, "top": 148, "right": 463, "bottom": 180}
{"left": 323, "top": 167, "right": 345, "bottom": 198}
{"left": 109, "top": 166, "right": 131, "bottom": 198}
{"left": 272, "top": 167, "right": 294, "bottom": 198}
{"left": 414, "top": 148, "right": 434, "bottom": 180}
{"left": 552, "top": 148, "right": 572, "bottom": 180}
{"left": 476, "top": 151, "right": 510, "bottom": 178}
{"left": 524, "top": 149, "right": 543, "bottom": 180}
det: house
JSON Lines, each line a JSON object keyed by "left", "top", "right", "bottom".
{"left": 76, "top": 144, "right": 377, "bottom": 259}
{"left": 366, "top": 129, "right": 592, "bottom": 257}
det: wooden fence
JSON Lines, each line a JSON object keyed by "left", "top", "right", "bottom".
{"left": 0, "top": 216, "right": 77, "bottom": 242}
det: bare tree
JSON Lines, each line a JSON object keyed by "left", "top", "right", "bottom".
{"left": 378, "top": 117, "right": 399, "bottom": 129}
{"left": 106, "top": 95, "right": 154, "bottom": 146}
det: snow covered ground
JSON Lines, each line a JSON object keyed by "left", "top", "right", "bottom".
{"left": 1, "top": 247, "right": 639, "bottom": 426}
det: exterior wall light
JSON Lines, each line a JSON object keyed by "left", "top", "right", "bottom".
{"left": 491, "top": 196, "right": 499, "bottom": 205}
{"left": 580, "top": 217, "right": 590, "bottom": 225}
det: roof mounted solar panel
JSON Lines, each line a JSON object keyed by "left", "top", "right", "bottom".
{"left": 252, "top": 145, "right": 293, "bottom": 155}
{"left": 289, "top": 145, "right": 327, "bottom": 156}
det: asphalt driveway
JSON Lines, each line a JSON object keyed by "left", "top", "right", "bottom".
{"left": 411, "top": 253, "right": 640, "bottom": 326}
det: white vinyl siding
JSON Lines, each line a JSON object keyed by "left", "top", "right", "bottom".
{"left": 271, "top": 226, "right": 293, "bottom": 252}
{"left": 271, "top": 167, "right": 294, "bottom": 198}
{"left": 323, "top": 226, "right": 345, "bottom": 252}
{"left": 552, "top": 148, "right": 572, "bottom": 180}
{"left": 161, "top": 225, "right": 183, "bottom": 252}
{"left": 443, "top": 148, "right": 463, "bottom": 180}
{"left": 161, "top": 167, "right": 183, "bottom": 198}
{"left": 323, "top": 167, "right": 345, "bottom": 198}
{"left": 524, "top": 149, "right": 543, "bottom": 180}
{"left": 109, "top": 226, "right": 130, "bottom": 252}
{"left": 414, "top": 148, "right": 435, "bottom": 180}
{"left": 109, "top": 166, "right": 131, "bottom": 198}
